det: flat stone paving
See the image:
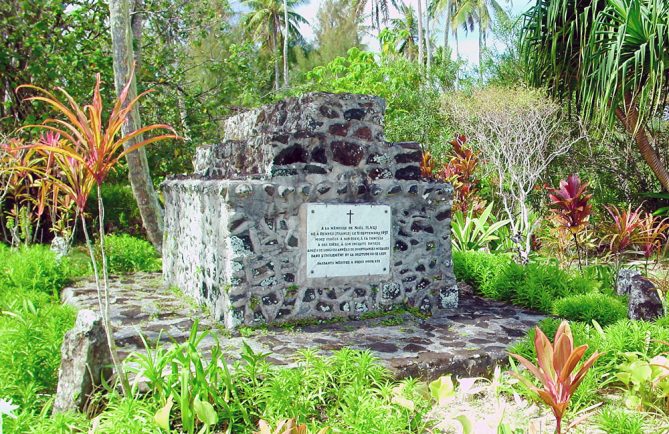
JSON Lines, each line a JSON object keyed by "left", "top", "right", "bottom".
{"left": 61, "top": 273, "right": 546, "bottom": 380}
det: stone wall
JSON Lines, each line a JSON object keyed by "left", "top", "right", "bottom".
{"left": 163, "top": 93, "right": 457, "bottom": 328}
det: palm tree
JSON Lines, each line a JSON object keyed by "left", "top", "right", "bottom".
{"left": 354, "top": 0, "right": 399, "bottom": 33}
{"left": 522, "top": 0, "right": 669, "bottom": 191}
{"left": 390, "top": 3, "right": 418, "bottom": 59}
{"left": 417, "top": 0, "right": 424, "bottom": 66}
{"left": 243, "top": 0, "right": 307, "bottom": 90}
{"left": 452, "top": 0, "right": 508, "bottom": 81}
{"left": 429, "top": 0, "right": 457, "bottom": 50}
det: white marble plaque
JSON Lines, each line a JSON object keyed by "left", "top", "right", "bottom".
{"left": 306, "top": 203, "right": 391, "bottom": 278}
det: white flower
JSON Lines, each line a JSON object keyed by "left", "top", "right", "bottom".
{"left": 0, "top": 398, "right": 18, "bottom": 418}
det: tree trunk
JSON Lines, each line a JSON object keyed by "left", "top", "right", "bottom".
{"left": 455, "top": 28, "right": 459, "bottom": 56}
{"left": 478, "top": 26, "right": 483, "bottom": 82}
{"left": 417, "top": 0, "right": 424, "bottom": 68}
{"left": 130, "top": 0, "right": 143, "bottom": 67}
{"left": 615, "top": 94, "right": 669, "bottom": 192}
{"left": 426, "top": 0, "right": 432, "bottom": 70}
{"left": 443, "top": 1, "right": 451, "bottom": 50}
{"left": 283, "top": 0, "right": 289, "bottom": 88}
{"left": 271, "top": 27, "right": 280, "bottom": 91}
{"left": 109, "top": 0, "right": 165, "bottom": 253}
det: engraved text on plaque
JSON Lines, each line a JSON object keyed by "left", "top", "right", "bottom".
{"left": 306, "top": 204, "right": 391, "bottom": 278}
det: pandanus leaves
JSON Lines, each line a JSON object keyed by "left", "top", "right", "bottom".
{"left": 509, "top": 321, "right": 602, "bottom": 434}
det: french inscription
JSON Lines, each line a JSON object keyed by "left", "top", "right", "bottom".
{"left": 306, "top": 204, "right": 391, "bottom": 278}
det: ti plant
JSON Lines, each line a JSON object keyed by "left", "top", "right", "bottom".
{"left": 19, "top": 72, "right": 179, "bottom": 395}
{"left": 603, "top": 204, "right": 644, "bottom": 256}
{"left": 635, "top": 213, "right": 669, "bottom": 271}
{"left": 420, "top": 151, "right": 435, "bottom": 179}
{"left": 440, "top": 135, "right": 482, "bottom": 214}
{"left": 546, "top": 174, "right": 592, "bottom": 269}
{"left": 508, "top": 321, "right": 602, "bottom": 434}
{"left": 419, "top": 135, "right": 482, "bottom": 213}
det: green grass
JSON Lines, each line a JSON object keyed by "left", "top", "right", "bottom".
{"left": 552, "top": 293, "right": 628, "bottom": 326}
{"left": 100, "top": 234, "right": 161, "bottom": 274}
{"left": 596, "top": 406, "right": 646, "bottom": 434}
{"left": 0, "top": 245, "right": 82, "bottom": 428}
{"left": 453, "top": 251, "right": 600, "bottom": 312}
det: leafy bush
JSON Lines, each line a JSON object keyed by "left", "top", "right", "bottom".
{"left": 0, "top": 298, "right": 76, "bottom": 411}
{"left": 453, "top": 251, "right": 599, "bottom": 312}
{"left": 452, "top": 250, "right": 512, "bottom": 293}
{"left": 88, "top": 183, "right": 142, "bottom": 235}
{"left": 101, "top": 234, "right": 160, "bottom": 274}
{"left": 0, "top": 245, "right": 78, "bottom": 296}
{"left": 553, "top": 293, "right": 628, "bottom": 326}
{"left": 450, "top": 202, "right": 510, "bottom": 252}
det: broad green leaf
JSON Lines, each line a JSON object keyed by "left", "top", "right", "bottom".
{"left": 193, "top": 395, "right": 218, "bottom": 427}
{"left": 455, "top": 415, "right": 473, "bottom": 434}
{"left": 154, "top": 396, "right": 173, "bottom": 431}
{"left": 628, "top": 361, "right": 652, "bottom": 384}
{"left": 429, "top": 375, "right": 456, "bottom": 406}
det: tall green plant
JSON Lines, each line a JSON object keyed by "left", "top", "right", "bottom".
{"left": 451, "top": 202, "right": 510, "bottom": 252}
{"left": 19, "top": 72, "right": 178, "bottom": 395}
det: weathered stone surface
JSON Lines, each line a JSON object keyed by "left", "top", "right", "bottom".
{"left": 616, "top": 269, "right": 664, "bottom": 321}
{"left": 163, "top": 93, "right": 455, "bottom": 329}
{"left": 62, "top": 276, "right": 545, "bottom": 381}
{"left": 50, "top": 235, "right": 70, "bottom": 259}
{"left": 53, "top": 309, "right": 112, "bottom": 413}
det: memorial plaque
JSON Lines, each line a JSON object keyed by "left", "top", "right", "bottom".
{"left": 306, "top": 203, "right": 391, "bottom": 278}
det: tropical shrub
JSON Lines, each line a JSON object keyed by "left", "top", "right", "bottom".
{"left": 546, "top": 174, "right": 592, "bottom": 268}
{"left": 450, "top": 202, "right": 510, "bottom": 252}
{"left": 508, "top": 321, "right": 602, "bottom": 434}
{"left": 452, "top": 250, "right": 512, "bottom": 296}
{"left": 21, "top": 71, "right": 178, "bottom": 395}
{"left": 552, "top": 293, "right": 628, "bottom": 326}
{"left": 101, "top": 234, "right": 161, "bottom": 274}
{"left": 510, "top": 317, "right": 669, "bottom": 414}
{"left": 615, "top": 350, "right": 669, "bottom": 412}
{"left": 0, "top": 298, "right": 76, "bottom": 411}
{"left": 603, "top": 204, "right": 644, "bottom": 256}
{"left": 0, "top": 245, "right": 76, "bottom": 296}
{"left": 453, "top": 251, "right": 599, "bottom": 312}
{"left": 445, "top": 87, "right": 580, "bottom": 263}
{"left": 546, "top": 174, "right": 592, "bottom": 232}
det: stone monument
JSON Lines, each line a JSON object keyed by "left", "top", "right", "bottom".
{"left": 162, "top": 93, "right": 457, "bottom": 329}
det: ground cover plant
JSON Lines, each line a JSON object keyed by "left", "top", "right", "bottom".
{"left": 101, "top": 234, "right": 161, "bottom": 274}
{"left": 0, "top": 246, "right": 80, "bottom": 422}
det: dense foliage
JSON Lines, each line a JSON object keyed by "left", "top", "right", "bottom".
{"left": 100, "top": 234, "right": 161, "bottom": 274}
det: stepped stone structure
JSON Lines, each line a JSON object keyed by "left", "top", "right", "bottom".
{"left": 162, "top": 93, "right": 456, "bottom": 329}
